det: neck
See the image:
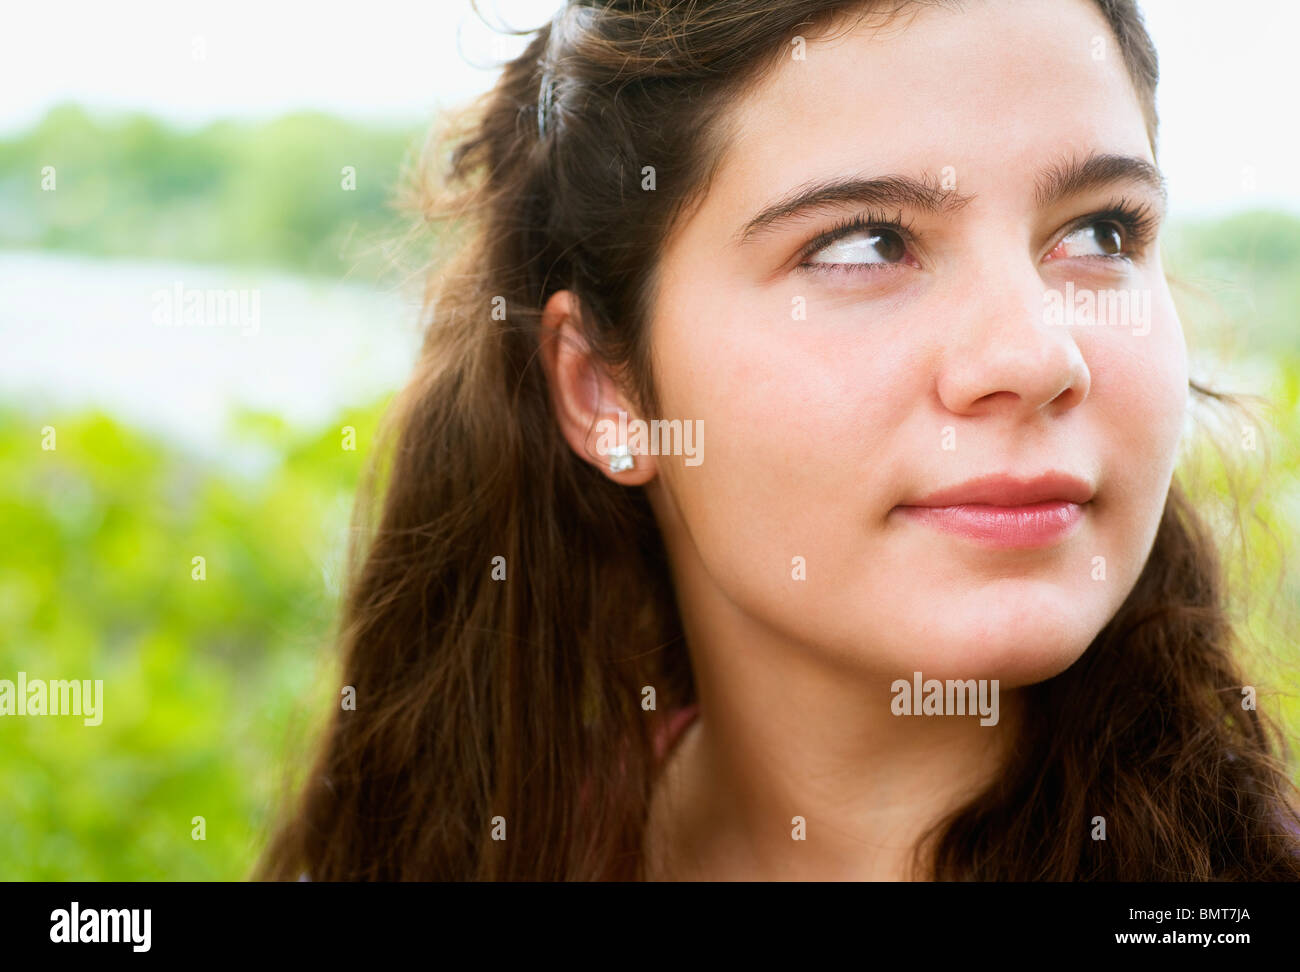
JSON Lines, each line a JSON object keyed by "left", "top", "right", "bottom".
{"left": 645, "top": 593, "right": 1022, "bottom": 881}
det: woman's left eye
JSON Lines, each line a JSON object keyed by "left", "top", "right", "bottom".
{"left": 1046, "top": 218, "right": 1127, "bottom": 260}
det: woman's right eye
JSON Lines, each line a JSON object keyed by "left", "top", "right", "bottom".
{"left": 800, "top": 226, "right": 910, "bottom": 273}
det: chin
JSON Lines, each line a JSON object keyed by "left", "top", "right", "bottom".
{"left": 872, "top": 577, "right": 1113, "bottom": 689}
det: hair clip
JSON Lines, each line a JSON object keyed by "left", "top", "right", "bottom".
{"left": 537, "top": 70, "right": 556, "bottom": 139}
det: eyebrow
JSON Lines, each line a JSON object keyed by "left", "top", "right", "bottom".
{"left": 1033, "top": 152, "right": 1167, "bottom": 211}
{"left": 735, "top": 152, "right": 1167, "bottom": 246}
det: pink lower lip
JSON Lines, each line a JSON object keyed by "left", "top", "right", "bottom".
{"left": 895, "top": 500, "right": 1085, "bottom": 548}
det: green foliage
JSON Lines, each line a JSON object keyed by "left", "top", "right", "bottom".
{"left": 1165, "top": 209, "right": 1300, "bottom": 358}
{"left": 0, "top": 402, "right": 387, "bottom": 879}
{"left": 0, "top": 104, "right": 422, "bottom": 278}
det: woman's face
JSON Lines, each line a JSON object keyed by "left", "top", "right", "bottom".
{"left": 642, "top": 0, "right": 1187, "bottom": 687}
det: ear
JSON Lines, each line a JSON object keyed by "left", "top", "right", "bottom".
{"left": 538, "top": 289, "right": 658, "bottom": 486}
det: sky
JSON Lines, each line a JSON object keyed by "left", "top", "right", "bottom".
{"left": 2, "top": 0, "right": 1298, "bottom": 218}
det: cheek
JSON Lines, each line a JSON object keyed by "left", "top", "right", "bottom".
{"left": 655, "top": 292, "right": 909, "bottom": 517}
{"left": 1089, "top": 290, "right": 1187, "bottom": 519}
{"left": 649, "top": 294, "right": 912, "bottom": 579}
{"left": 1080, "top": 289, "right": 1188, "bottom": 593}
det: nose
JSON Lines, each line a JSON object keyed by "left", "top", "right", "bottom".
{"left": 935, "top": 266, "right": 1091, "bottom": 419}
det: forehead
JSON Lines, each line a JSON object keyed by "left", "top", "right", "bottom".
{"left": 699, "top": 0, "right": 1152, "bottom": 225}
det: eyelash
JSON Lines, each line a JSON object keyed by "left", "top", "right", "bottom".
{"left": 793, "top": 198, "right": 1160, "bottom": 276}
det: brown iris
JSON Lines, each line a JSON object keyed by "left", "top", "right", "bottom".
{"left": 868, "top": 228, "right": 906, "bottom": 262}
{"left": 1092, "top": 220, "right": 1123, "bottom": 255}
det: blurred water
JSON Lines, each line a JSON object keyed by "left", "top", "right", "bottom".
{"left": 0, "top": 250, "right": 423, "bottom": 460}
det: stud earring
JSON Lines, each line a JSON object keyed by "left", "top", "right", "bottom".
{"left": 608, "top": 444, "right": 634, "bottom": 473}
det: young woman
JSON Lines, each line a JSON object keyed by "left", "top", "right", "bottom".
{"left": 259, "top": 0, "right": 1300, "bottom": 880}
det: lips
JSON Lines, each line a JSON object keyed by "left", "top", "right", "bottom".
{"left": 893, "top": 472, "right": 1094, "bottom": 549}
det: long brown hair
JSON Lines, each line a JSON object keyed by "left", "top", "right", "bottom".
{"left": 257, "top": 0, "right": 1300, "bottom": 880}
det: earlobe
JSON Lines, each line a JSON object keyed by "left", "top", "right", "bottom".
{"left": 539, "top": 289, "right": 658, "bottom": 486}
{"left": 585, "top": 412, "right": 658, "bottom": 485}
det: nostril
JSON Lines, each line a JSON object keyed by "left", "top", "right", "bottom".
{"left": 972, "top": 390, "right": 1021, "bottom": 409}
